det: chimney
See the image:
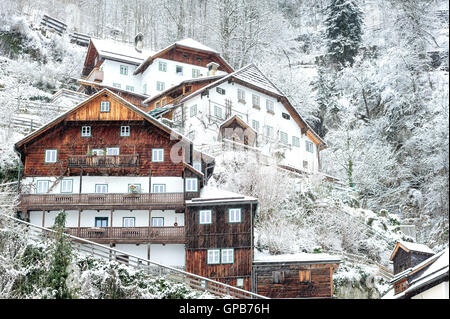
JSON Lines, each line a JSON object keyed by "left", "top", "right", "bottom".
{"left": 206, "top": 62, "right": 219, "bottom": 76}
{"left": 135, "top": 32, "right": 144, "bottom": 52}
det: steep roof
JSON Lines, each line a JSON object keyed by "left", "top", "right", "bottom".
{"left": 90, "top": 38, "right": 155, "bottom": 65}
{"left": 178, "top": 63, "right": 326, "bottom": 148}
{"left": 14, "top": 88, "right": 192, "bottom": 152}
{"left": 390, "top": 241, "right": 435, "bottom": 261}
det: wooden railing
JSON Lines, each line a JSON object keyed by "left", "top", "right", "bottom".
{"left": 68, "top": 154, "right": 139, "bottom": 168}
{"left": 19, "top": 193, "right": 185, "bottom": 209}
{"left": 65, "top": 226, "right": 185, "bottom": 243}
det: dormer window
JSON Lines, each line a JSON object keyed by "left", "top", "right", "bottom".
{"left": 100, "top": 101, "right": 110, "bottom": 112}
{"left": 185, "top": 178, "right": 198, "bottom": 192}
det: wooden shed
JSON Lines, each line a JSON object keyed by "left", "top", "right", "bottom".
{"left": 252, "top": 252, "right": 341, "bottom": 298}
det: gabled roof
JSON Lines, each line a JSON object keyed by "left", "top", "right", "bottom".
{"left": 14, "top": 88, "right": 192, "bottom": 152}
{"left": 78, "top": 78, "right": 150, "bottom": 100}
{"left": 90, "top": 38, "right": 155, "bottom": 65}
{"left": 178, "top": 63, "right": 326, "bottom": 148}
{"left": 219, "top": 114, "right": 257, "bottom": 136}
{"left": 390, "top": 241, "right": 435, "bottom": 261}
{"left": 134, "top": 38, "right": 234, "bottom": 75}
{"left": 185, "top": 185, "right": 258, "bottom": 205}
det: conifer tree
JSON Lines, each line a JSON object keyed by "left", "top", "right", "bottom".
{"left": 324, "top": 0, "right": 363, "bottom": 68}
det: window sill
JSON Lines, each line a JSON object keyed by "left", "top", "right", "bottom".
{"left": 252, "top": 105, "right": 260, "bottom": 110}
{"left": 266, "top": 110, "right": 275, "bottom": 115}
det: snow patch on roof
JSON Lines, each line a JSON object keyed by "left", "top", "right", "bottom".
{"left": 400, "top": 241, "right": 435, "bottom": 255}
{"left": 91, "top": 38, "right": 155, "bottom": 64}
{"left": 185, "top": 185, "right": 257, "bottom": 205}
{"left": 175, "top": 38, "right": 219, "bottom": 53}
{"left": 253, "top": 250, "right": 341, "bottom": 264}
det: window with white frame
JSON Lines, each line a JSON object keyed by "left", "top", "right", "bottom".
{"left": 113, "top": 83, "right": 121, "bottom": 89}
{"left": 152, "top": 148, "right": 164, "bottom": 162}
{"left": 81, "top": 126, "right": 91, "bottom": 137}
{"left": 152, "top": 184, "right": 166, "bottom": 193}
{"left": 106, "top": 147, "right": 120, "bottom": 155}
{"left": 95, "top": 184, "right": 108, "bottom": 193}
{"left": 190, "top": 104, "right": 197, "bottom": 117}
{"left": 207, "top": 249, "right": 220, "bottom": 264}
{"left": 100, "top": 101, "right": 110, "bottom": 112}
{"left": 252, "top": 94, "right": 260, "bottom": 108}
{"left": 214, "top": 105, "right": 223, "bottom": 119}
{"left": 120, "top": 126, "right": 130, "bottom": 137}
{"left": 156, "top": 81, "right": 165, "bottom": 91}
{"left": 199, "top": 210, "right": 212, "bottom": 224}
{"left": 221, "top": 249, "right": 234, "bottom": 264}
{"left": 236, "top": 278, "right": 244, "bottom": 287}
{"left": 192, "top": 68, "right": 200, "bottom": 78}
{"left": 266, "top": 100, "right": 274, "bottom": 113}
{"left": 123, "top": 217, "right": 135, "bottom": 227}
{"left": 120, "top": 65, "right": 128, "bottom": 75}
{"left": 176, "top": 65, "right": 183, "bottom": 75}
{"left": 306, "top": 141, "right": 314, "bottom": 153}
{"left": 252, "top": 120, "right": 260, "bottom": 132}
{"left": 158, "top": 61, "right": 167, "bottom": 72}
{"left": 92, "top": 148, "right": 105, "bottom": 156}
{"left": 60, "top": 179, "right": 73, "bottom": 193}
{"left": 292, "top": 136, "right": 300, "bottom": 147}
{"left": 126, "top": 85, "right": 134, "bottom": 92}
{"left": 279, "top": 131, "right": 288, "bottom": 144}
{"left": 229, "top": 208, "right": 241, "bottom": 223}
{"left": 45, "top": 149, "right": 57, "bottom": 163}
{"left": 185, "top": 178, "right": 198, "bottom": 192}
{"left": 264, "top": 126, "right": 274, "bottom": 138}
{"left": 152, "top": 217, "right": 164, "bottom": 227}
{"left": 36, "top": 180, "right": 49, "bottom": 194}
{"left": 238, "top": 89, "right": 246, "bottom": 102}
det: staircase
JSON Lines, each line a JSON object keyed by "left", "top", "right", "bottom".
{"left": 0, "top": 211, "right": 268, "bottom": 299}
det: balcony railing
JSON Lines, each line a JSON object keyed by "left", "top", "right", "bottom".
{"left": 86, "top": 68, "right": 104, "bottom": 82}
{"left": 65, "top": 226, "right": 185, "bottom": 244}
{"left": 68, "top": 154, "right": 139, "bottom": 168}
{"left": 19, "top": 193, "right": 185, "bottom": 209}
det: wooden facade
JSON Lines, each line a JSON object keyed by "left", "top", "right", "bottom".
{"left": 252, "top": 261, "right": 339, "bottom": 298}
{"left": 185, "top": 202, "right": 256, "bottom": 292}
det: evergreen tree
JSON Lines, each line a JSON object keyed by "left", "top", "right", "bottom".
{"left": 324, "top": 0, "right": 363, "bottom": 67}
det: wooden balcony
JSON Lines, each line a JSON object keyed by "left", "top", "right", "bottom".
{"left": 19, "top": 193, "right": 185, "bottom": 210}
{"left": 68, "top": 154, "right": 139, "bottom": 169}
{"left": 65, "top": 226, "right": 185, "bottom": 244}
{"left": 86, "top": 68, "right": 104, "bottom": 82}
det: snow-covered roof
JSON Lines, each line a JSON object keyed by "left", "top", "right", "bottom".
{"left": 253, "top": 250, "right": 341, "bottom": 264}
{"left": 185, "top": 186, "right": 257, "bottom": 205}
{"left": 91, "top": 38, "right": 155, "bottom": 65}
{"left": 175, "top": 38, "right": 219, "bottom": 54}
{"left": 399, "top": 241, "right": 435, "bottom": 255}
{"left": 78, "top": 79, "right": 150, "bottom": 99}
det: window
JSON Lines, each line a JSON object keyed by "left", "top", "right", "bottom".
{"left": 95, "top": 184, "right": 108, "bottom": 193}
{"left": 299, "top": 270, "right": 311, "bottom": 283}
{"left": 126, "top": 85, "right": 134, "bottom": 92}
{"left": 292, "top": 136, "right": 300, "bottom": 147}
{"left": 143, "top": 83, "right": 147, "bottom": 94}
{"left": 60, "top": 179, "right": 73, "bottom": 193}
{"left": 279, "top": 131, "right": 288, "bottom": 144}
{"left": 199, "top": 210, "right": 212, "bottom": 224}
{"left": 176, "top": 65, "right": 183, "bottom": 76}
{"left": 120, "top": 65, "right": 128, "bottom": 75}
{"left": 306, "top": 141, "right": 314, "bottom": 153}
{"left": 252, "top": 120, "right": 260, "bottom": 132}
{"left": 152, "top": 217, "right": 164, "bottom": 227}
{"left": 156, "top": 81, "right": 165, "bottom": 91}
{"left": 266, "top": 100, "right": 274, "bottom": 113}
{"left": 252, "top": 94, "right": 260, "bottom": 108}
{"left": 95, "top": 217, "right": 108, "bottom": 227}
{"left": 158, "top": 61, "right": 167, "bottom": 72}
{"left": 112, "top": 83, "right": 121, "bottom": 89}
{"left": 92, "top": 148, "right": 105, "bottom": 156}
{"left": 155, "top": 102, "right": 160, "bottom": 108}
{"left": 221, "top": 249, "right": 234, "bottom": 264}
{"left": 207, "top": 249, "right": 220, "bottom": 265}
{"left": 214, "top": 105, "right": 223, "bottom": 119}
{"left": 185, "top": 178, "right": 198, "bottom": 192}
{"left": 36, "top": 180, "right": 49, "bottom": 194}
{"left": 81, "top": 126, "right": 91, "bottom": 137}
{"left": 106, "top": 147, "right": 120, "bottom": 155}
{"left": 161, "top": 98, "right": 167, "bottom": 106}
{"left": 282, "top": 112, "right": 290, "bottom": 120}
{"left": 152, "top": 184, "right": 166, "bottom": 193}
{"left": 123, "top": 217, "right": 135, "bottom": 227}
{"left": 128, "top": 184, "right": 141, "bottom": 193}
{"left": 216, "top": 87, "right": 226, "bottom": 95}
{"left": 192, "top": 69, "right": 200, "bottom": 78}
{"left": 229, "top": 208, "right": 241, "bottom": 223}
{"left": 238, "top": 89, "right": 246, "bottom": 103}
{"left": 45, "top": 149, "right": 57, "bottom": 163}
{"left": 236, "top": 278, "right": 244, "bottom": 288}
{"left": 100, "top": 101, "right": 110, "bottom": 112}
{"left": 120, "top": 126, "right": 130, "bottom": 137}
{"left": 265, "top": 126, "right": 273, "bottom": 138}
{"left": 190, "top": 104, "right": 197, "bottom": 117}
{"left": 193, "top": 161, "right": 202, "bottom": 172}
{"left": 152, "top": 148, "right": 164, "bottom": 162}
{"left": 272, "top": 271, "right": 285, "bottom": 284}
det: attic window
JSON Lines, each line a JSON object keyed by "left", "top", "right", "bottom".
{"left": 282, "top": 112, "right": 290, "bottom": 120}
{"left": 182, "top": 53, "right": 189, "bottom": 59}
{"left": 196, "top": 57, "right": 202, "bottom": 62}
{"left": 100, "top": 101, "right": 110, "bottom": 112}
{"left": 216, "top": 87, "right": 226, "bottom": 95}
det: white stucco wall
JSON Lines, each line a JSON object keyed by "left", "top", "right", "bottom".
{"left": 149, "top": 244, "right": 185, "bottom": 267}
{"left": 411, "top": 281, "right": 449, "bottom": 299}
{"left": 100, "top": 60, "right": 144, "bottom": 94}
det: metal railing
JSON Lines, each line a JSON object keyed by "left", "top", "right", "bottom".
{"left": 0, "top": 212, "right": 268, "bottom": 299}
